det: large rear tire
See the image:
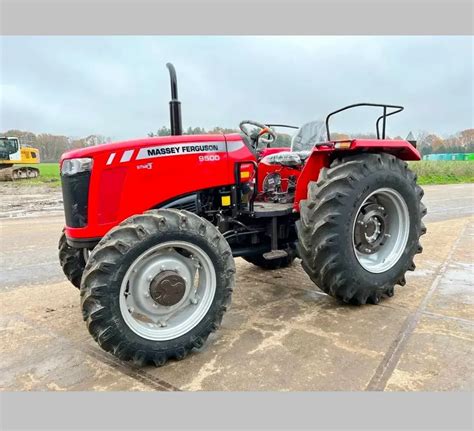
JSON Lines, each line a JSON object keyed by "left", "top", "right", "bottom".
{"left": 80, "top": 209, "right": 235, "bottom": 366}
{"left": 297, "top": 153, "right": 426, "bottom": 305}
{"left": 59, "top": 232, "right": 87, "bottom": 289}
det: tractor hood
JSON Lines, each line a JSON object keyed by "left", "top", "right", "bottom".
{"left": 60, "top": 134, "right": 233, "bottom": 163}
{"left": 60, "top": 133, "right": 232, "bottom": 164}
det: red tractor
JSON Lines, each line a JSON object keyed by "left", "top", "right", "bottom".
{"left": 59, "top": 64, "right": 426, "bottom": 366}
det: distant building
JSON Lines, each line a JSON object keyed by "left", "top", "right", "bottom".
{"left": 423, "top": 153, "right": 474, "bottom": 161}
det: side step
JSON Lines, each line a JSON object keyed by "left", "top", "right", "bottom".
{"left": 263, "top": 249, "right": 288, "bottom": 260}
{"left": 264, "top": 214, "right": 289, "bottom": 261}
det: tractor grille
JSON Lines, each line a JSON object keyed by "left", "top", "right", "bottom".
{"left": 61, "top": 171, "right": 91, "bottom": 227}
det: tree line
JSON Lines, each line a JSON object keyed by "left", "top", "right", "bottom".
{"left": 2, "top": 126, "right": 472, "bottom": 162}
{"left": 2, "top": 130, "right": 110, "bottom": 162}
{"left": 414, "top": 129, "right": 474, "bottom": 156}
{"left": 148, "top": 126, "right": 294, "bottom": 147}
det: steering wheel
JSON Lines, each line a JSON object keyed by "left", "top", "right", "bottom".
{"left": 239, "top": 120, "right": 277, "bottom": 147}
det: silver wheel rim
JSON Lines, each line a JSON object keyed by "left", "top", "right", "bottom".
{"left": 352, "top": 188, "right": 410, "bottom": 274}
{"left": 119, "top": 241, "right": 216, "bottom": 341}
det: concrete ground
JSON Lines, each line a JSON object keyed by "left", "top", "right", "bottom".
{"left": 0, "top": 184, "right": 473, "bottom": 391}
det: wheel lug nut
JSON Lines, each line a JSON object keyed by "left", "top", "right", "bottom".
{"left": 159, "top": 321, "right": 167, "bottom": 327}
{"left": 144, "top": 292, "right": 150, "bottom": 298}
{"left": 152, "top": 303, "right": 158, "bottom": 308}
{"left": 364, "top": 248, "right": 371, "bottom": 253}
{"left": 147, "top": 275, "right": 153, "bottom": 281}
{"left": 190, "top": 297, "right": 198, "bottom": 305}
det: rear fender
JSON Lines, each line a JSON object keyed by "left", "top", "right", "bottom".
{"left": 293, "top": 139, "right": 420, "bottom": 211}
{"left": 348, "top": 139, "right": 421, "bottom": 161}
{"left": 294, "top": 152, "right": 330, "bottom": 211}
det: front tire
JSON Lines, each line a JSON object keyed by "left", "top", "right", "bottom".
{"left": 59, "top": 232, "right": 87, "bottom": 288}
{"left": 297, "top": 153, "right": 426, "bottom": 304}
{"left": 80, "top": 209, "right": 235, "bottom": 366}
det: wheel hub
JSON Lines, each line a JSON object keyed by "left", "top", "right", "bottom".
{"left": 352, "top": 188, "right": 410, "bottom": 274}
{"left": 120, "top": 240, "right": 217, "bottom": 341}
{"left": 149, "top": 270, "right": 186, "bottom": 306}
{"left": 354, "top": 203, "right": 387, "bottom": 254}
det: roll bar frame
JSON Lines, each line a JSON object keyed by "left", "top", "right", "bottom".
{"left": 325, "top": 103, "right": 404, "bottom": 141}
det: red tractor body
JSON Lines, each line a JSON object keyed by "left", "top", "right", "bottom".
{"left": 58, "top": 63, "right": 425, "bottom": 367}
{"left": 62, "top": 133, "right": 420, "bottom": 244}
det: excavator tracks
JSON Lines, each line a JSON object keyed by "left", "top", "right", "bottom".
{"left": 0, "top": 166, "right": 40, "bottom": 181}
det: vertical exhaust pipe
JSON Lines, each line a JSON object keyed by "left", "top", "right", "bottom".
{"left": 166, "top": 63, "right": 183, "bottom": 136}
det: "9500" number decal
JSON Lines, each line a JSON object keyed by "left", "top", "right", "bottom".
{"left": 199, "top": 155, "right": 221, "bottom": 162}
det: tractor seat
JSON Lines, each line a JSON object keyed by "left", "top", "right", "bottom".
{"left": 291, "top": 120, "right": 326, "bottom": 152}
{"left": 261, "top": 151, "right": 311, "bottom": 168}
{"left": 260, "top": 120, "right": 326, "bottom": 167}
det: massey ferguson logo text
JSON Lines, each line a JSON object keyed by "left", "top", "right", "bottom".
{"left": 136, "top": 142, "right": 226, "bottom": 160}
{"left": 146, "top": 144, "right": 220, "bottom": 157}
{"left": 105, "top": 141, "right": 243, "bottom": 165}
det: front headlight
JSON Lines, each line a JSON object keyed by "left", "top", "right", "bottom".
{"left": 61, "top": 158, "right": 93, "bottom": 176}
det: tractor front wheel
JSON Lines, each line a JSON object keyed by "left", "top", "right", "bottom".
{"left": 297, "top": 153, "right": 426, "bottom": 304}
{"left": 80, "top": 209, "right": 235, "bottom": 366}
{"left": 59, "top": 232, "right": 88, "bottom": 289}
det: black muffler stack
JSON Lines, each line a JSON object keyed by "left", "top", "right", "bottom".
{"left": 166, "top": 63, "right": 183, "bottom": 136}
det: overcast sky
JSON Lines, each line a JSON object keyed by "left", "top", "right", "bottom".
{"left": 1, "top": 36, "right": 472, "bottom": 141}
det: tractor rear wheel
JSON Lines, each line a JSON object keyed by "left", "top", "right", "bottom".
{"left": 244, "top": 250, "right": 296, "bottom": 269}
{"left": 297, "top": 153, "right": 426, "bottom": 304}
{"left": 59, "top": 232, "right": 87, "bottom": 289}
{"left": 80, "top": 209, "right": 235, "bottom": 366}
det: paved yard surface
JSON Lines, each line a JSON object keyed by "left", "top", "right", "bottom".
{"left": 0, "top": 184, "right": 473, "bottom": 391}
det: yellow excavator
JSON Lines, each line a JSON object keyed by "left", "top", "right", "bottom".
{"left": 0, "top": 136, "right": 41, "bottom": 181}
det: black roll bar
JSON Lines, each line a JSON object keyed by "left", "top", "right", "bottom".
{"left": 325, "top": 103, "right": 404, "bottom": 141}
